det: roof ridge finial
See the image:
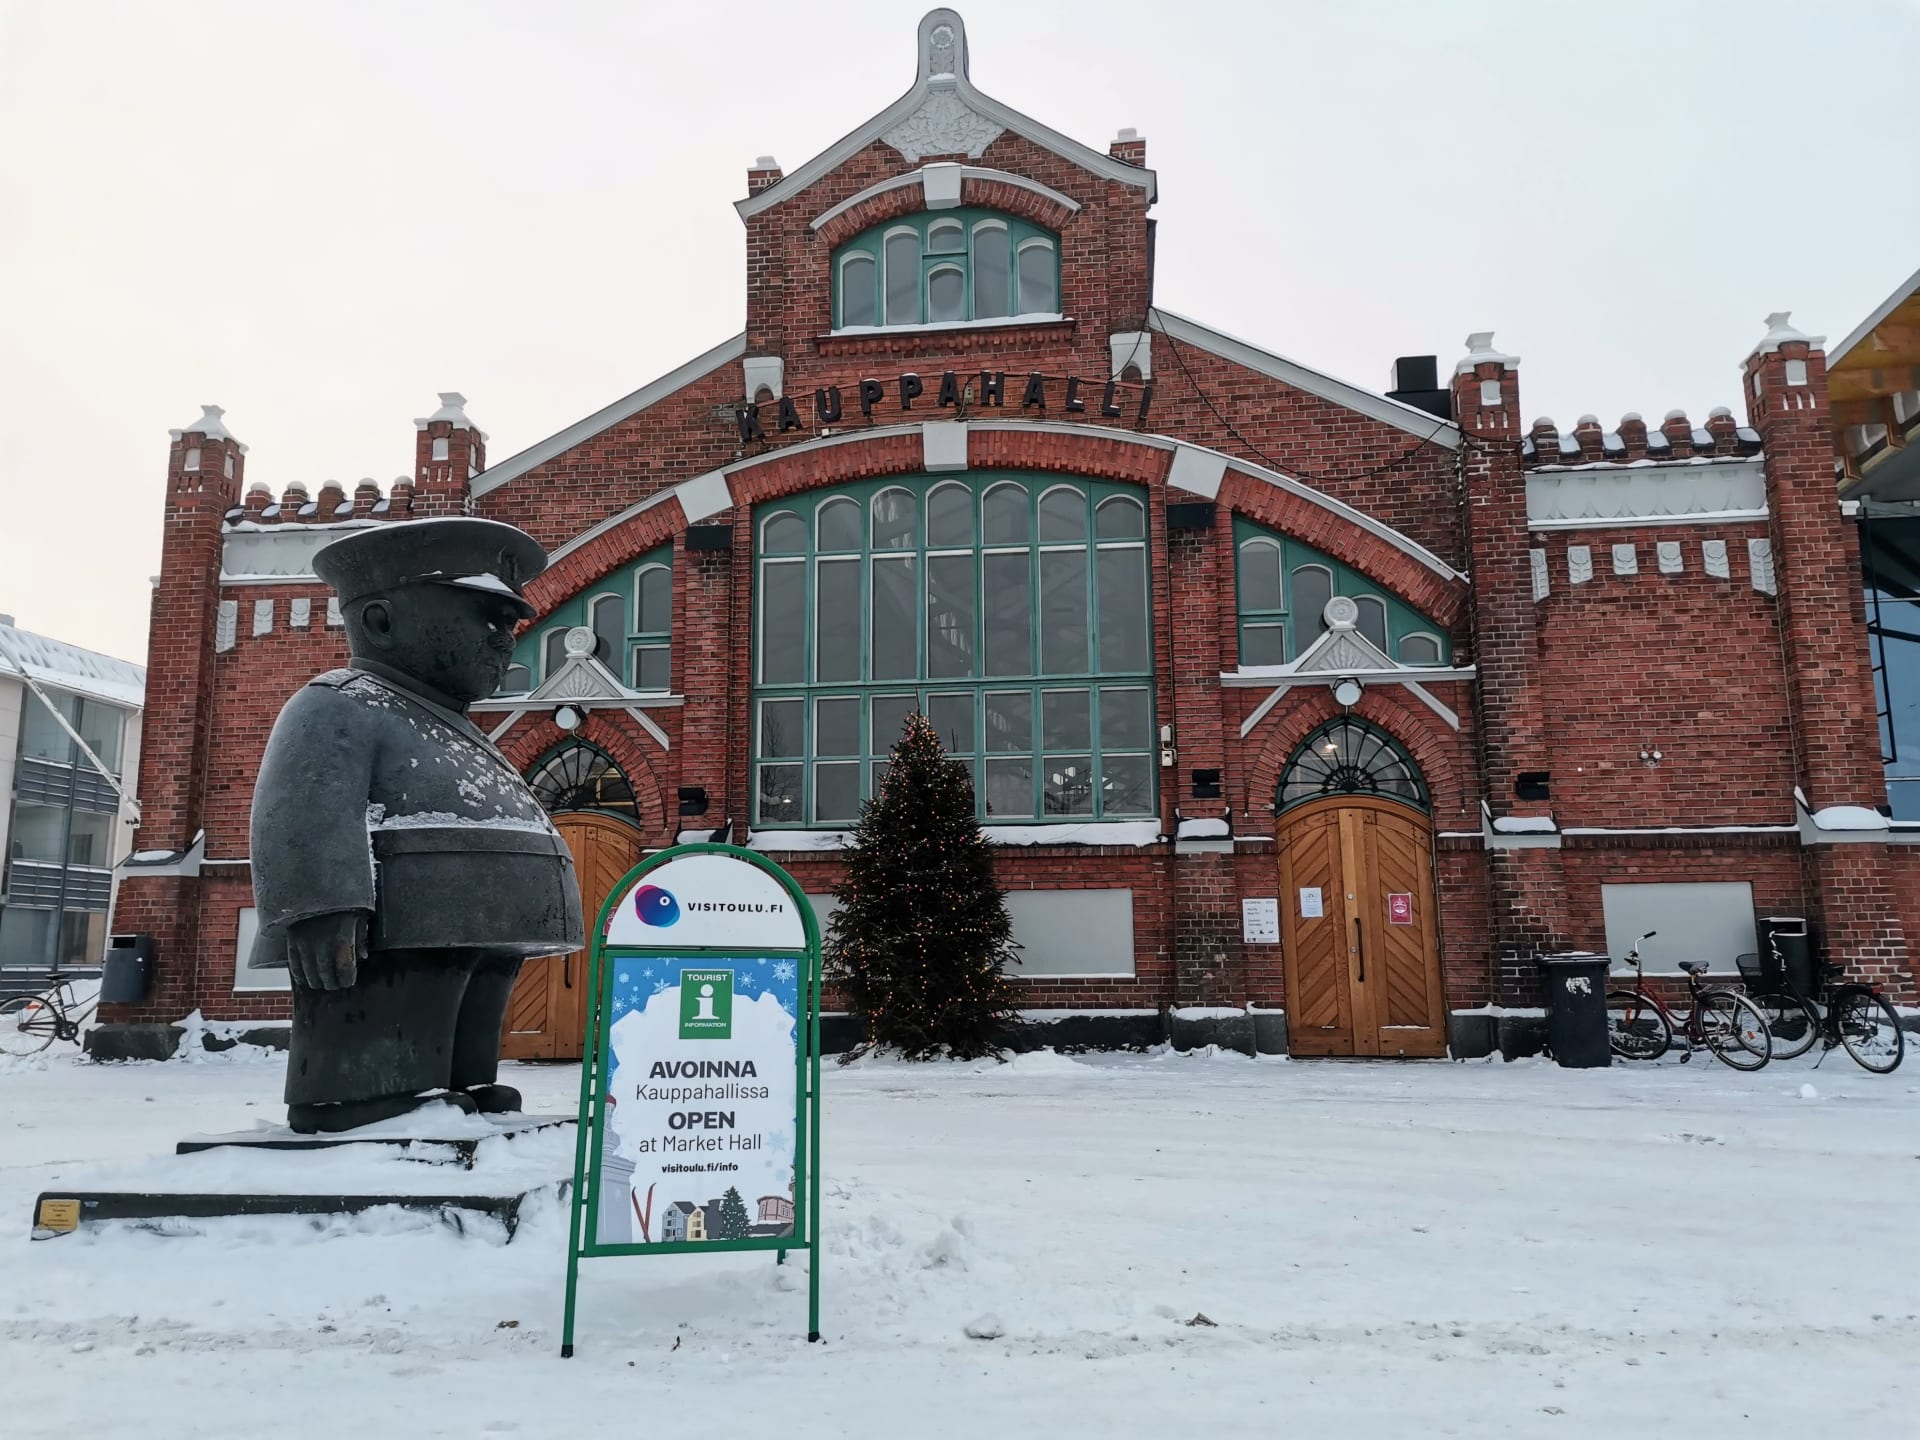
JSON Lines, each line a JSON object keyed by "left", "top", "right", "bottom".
{"left": 918, "top": 9, "right": 969, "bottom": 83}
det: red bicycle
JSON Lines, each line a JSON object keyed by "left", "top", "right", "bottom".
{"left": 1604, "top": 932, "right": 1772, "bottom": 1070}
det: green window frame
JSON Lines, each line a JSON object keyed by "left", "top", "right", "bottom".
{"left": 1233, "top": 518, "right": 1449, "bottom": 668}
{"left": 504, "top": 543, "right": 673, "bottom": 696}
{"left": 832, "top": 207, "right": 1060, "bottom": 330}
{"left": 752, "top": 473, "right": 1155, "bottom": 827}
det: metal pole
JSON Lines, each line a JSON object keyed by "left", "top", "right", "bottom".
{"left": 807, "top": 942, "right": 822, "bottom": 1343}
{"left": 560, "top": 932, "right": 605, "bottom": 1358}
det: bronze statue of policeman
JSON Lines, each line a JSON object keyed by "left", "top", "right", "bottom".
{"left": 249, "top": 518, "right": 583, "bottom": 1133}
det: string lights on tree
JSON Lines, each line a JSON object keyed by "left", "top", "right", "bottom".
{"left": 825, "top": 711, "right": 1018, "bottom": 1061}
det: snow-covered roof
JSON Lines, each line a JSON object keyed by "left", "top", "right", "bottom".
{"left": 0, "top": 620, "right": 145, "bottom": 711}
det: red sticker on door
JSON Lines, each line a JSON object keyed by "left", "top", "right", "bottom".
{"left": 1388, "top": 892, "right": 1413, "bottom": 925}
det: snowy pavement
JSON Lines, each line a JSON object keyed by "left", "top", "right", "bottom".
{"left": 2, "top": 1043, "right": 1916, "bottom": 1438}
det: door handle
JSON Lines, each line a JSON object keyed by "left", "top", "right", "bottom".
{"left": 563, "top": 952, "right": 573, "bottom": 990}
{"left": 1353, "top": 917, "right": 1365, "bottom": 984}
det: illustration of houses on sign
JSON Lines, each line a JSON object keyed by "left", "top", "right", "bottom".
{"left": 662, "top": 1201, "right": 705, "bottom": 1244}
{"left": 751, "top": 1194, "right": 796, "bottom": 1237}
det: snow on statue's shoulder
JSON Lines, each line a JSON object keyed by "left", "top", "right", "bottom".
{"left": 1809, "top": 805, "right": 1890, "bottom": 832}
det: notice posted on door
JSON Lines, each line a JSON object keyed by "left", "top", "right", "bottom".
{"left": 595, "top": 956, "right": 799, "bottom": 1248}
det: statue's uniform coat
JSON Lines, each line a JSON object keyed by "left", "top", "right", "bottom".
{"left": 251, "top": 661, "right": 583, "bottom": 1106}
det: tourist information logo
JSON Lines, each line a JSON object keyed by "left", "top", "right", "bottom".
{"left": 678, "top": 970, "right": 734, "bottom": 1040}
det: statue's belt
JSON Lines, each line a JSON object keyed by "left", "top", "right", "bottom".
{"left": 370, "top": 825, "right": 569, "bottom": 860}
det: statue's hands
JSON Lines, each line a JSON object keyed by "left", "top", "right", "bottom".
{"left": 286, "top": 911, "right": 369, "bottom": 991}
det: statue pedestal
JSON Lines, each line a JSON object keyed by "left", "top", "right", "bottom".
{"left": 30, "top": 1113, "right": 575, "bottom": 1242}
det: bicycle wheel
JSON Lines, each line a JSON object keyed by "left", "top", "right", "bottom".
{"left": 1752, "top": 992, "right": 1820, "bottom": 1061}
{"left": 1607, "top": 989, "right": 1671, "bottom": 1060}
{"left": 1695, "top": 989, "right": 1772, "bottom": 1071}
{"left": 1833, "top": 988, "right": 1904, "bottom": 1074}
{"left": 0, "top": 994, "right": 57, "bottom": 1057}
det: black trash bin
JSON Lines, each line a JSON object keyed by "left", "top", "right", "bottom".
{"left": 1536, "top": 953, "right": 1613, "bottom": 1068}
{"left": 100, "top": 934, "right": 153, "bottom": 1004}
{"left": 1757, "top": 916, "right": 1814, "bottom": 997}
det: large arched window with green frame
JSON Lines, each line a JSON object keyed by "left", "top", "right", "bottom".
{"left": 753, "top": 473, "right": 1154, "bottom": 826}
{"left": 832, "top": 208, "right": 1060, "bottom": 330}
{"left": 1233, "top": 518, "right": 1449, "bottom": 668}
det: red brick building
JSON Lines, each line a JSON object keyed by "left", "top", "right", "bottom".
{"left": 95, "top": 10, "right": 1917, "bottom": 1061}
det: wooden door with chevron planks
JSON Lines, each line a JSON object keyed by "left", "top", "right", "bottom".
{"left": 1278, "top": 797, "right": 1446, "bottom": 1058}
{"left": 499, "top": 813, "right": 644, "bottom": 1061}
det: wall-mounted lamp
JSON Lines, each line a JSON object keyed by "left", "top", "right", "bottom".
{"left": 554, "top": 704, "right": 584, "bottom": 731}
{"left": 1332, "top": 678, "right": 1364, "bottom": 708}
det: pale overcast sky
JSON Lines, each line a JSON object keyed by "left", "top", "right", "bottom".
{"left": 4, "top": 0, "right": 1917, "bottom": 665}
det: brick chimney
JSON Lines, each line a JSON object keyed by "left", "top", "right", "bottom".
{"left": 747, "top": 155, "right": 783, "bottom": 195}
{"left": 1109, "top": 128, "right": 1146, "bottom": 166}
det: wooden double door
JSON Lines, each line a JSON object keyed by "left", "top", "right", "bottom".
{"left": 499, "top": 813, "right": 645, "bottom": 1061}
{"left": 1277, "top": 796, "right": 1447, "bottom": 1058}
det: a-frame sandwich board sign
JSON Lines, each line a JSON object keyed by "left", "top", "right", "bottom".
{"left": 560, "top": 842, "right": 823, "bottom": 1354}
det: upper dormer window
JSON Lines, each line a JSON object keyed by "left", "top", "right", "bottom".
{"left": 833, "top": 208, "right": 1060, "bottom": 331}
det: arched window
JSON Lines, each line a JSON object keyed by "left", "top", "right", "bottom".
{"left": 752, "top": 475, "right": 1155, "bottom": 826}
{"left": 526, "top": 742, "right": 638, "bottom": 821}
{"left": 1278, "top": 718, "right": 1427, "bottom": 813}
{"left": 1232, "top": 518, "right": 1449, "bottom": 668}
{"left": 589, "top": 594, "right": 623, "bottom": 668}
{"left": 1017, "top": 238, "right": 1058, "bottom": 315}
{"left": 633, "top": 563, "right": 671, "bottom": 691}
{"left": 838, "top": 253, "right": 877, "bottom": 328}
{"left": 1398, "top": 633, "right": 1443, "bottom": 666}
{"left": 494, "top": 663, "right": 532, "bottom": 697}
{"left": 542, "top": 627, "right": 569, "bottom": 680}
{"left": 831, "top": 209, "right": 1061, "bottom": 329}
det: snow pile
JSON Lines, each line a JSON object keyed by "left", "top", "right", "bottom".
{"left": 1808, "top": 805, "right": 1889, "bottom": 832}
{"left": 1491, "top": 814, "right": 1557, "bottom": 834}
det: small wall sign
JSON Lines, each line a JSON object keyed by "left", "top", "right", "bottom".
{"left": 1388, "top": 892, "right": 1413, "bottom": 926}
{"left": 1298, "top": 887, "right": 1324, "bottom": 919}
{"left": 1241, "top": 898, "right": 1280, "bottom": 945}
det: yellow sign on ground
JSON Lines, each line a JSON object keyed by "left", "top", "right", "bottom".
{"left": 35, "top": 1197, "right": 80, "bottom": 1234}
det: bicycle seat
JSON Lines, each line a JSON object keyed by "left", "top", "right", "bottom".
{"left": 1676, "top": 959, "right": 1709, "bottom": 975}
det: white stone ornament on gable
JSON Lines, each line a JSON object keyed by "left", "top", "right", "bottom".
{"left": 1567, "top": 546, "right": 1593, "bottom": 585}
{"left": 1702, "top": 539, "right": 1731, "bottom": 580}
{"left": 1748, "top": 538, "right": 1776, "bottom": 595}
{"left": 216, "top": 600, "right": 238, "bottom": 653}
{"left": 252, "top": 599, "right": 274, "bottom": 637}
{"left": 1612, "top": 544, "right": 1638, "bottom": 577}
{"left": 1657, "top": 541, "right": 1683, "bottom": 575}
{"left": 290, "top": 597, "right": 312, "bottom": 629}
{"left": 1530, "top": 548, "right": 1550, "bottom": 601}
{"left": 882, "top": 14, "right": 1003, "bottom": 160}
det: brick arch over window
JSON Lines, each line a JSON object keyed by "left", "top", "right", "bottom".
{"left": 497, "top": 708, "right": 673, "bottom": 845}
{"left": 813, "top": 175, "right": 1079, "bottom": 252}
{"left": 525, "top": 424, "right": 1467, "bottom": 634}
{"left": 1243, "top": 686, "right": 1473, "bottom": 831}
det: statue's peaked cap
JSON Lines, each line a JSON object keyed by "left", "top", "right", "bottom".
{"left": 313, "top": 517, "right": 548, "bottom": 619}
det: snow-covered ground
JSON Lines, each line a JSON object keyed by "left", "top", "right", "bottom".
{"left": 3, "top": 1043, "right": 1916, "bottom": 1437}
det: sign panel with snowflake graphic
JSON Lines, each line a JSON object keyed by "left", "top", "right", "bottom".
{"left": 563, "top": 842, "right": 823, "bottom": 1355}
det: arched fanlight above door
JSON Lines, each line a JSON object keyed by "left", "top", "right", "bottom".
{"left": 526, "top": 741, "right": 638, "bottom": 823}
{"left": 1277, "top": 717, "right": 1427, "bottom": 813}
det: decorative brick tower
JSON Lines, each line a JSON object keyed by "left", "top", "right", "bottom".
{"left": 102, "top": 407, "right": 246, "bottom": 1028}
{"left": 1452, "top": 336, "right": 1570, "bottom": 1000}
{"left": 1745, "top": 313, "right": 1910, "bottom": 993}
{"left": 411, "top": 392, "right": 484, "bottom": 516}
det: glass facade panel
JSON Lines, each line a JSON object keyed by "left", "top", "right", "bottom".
{"left": 1017, "top": 240, "right": 1058, "bottom": 313}
{"left": 884, "top": 230, "right": 920, "bottom": 325}
{"left": 21, "top": 692, "right": 75, "bottom": 762}
{"left": 973, "top": 224, "right": 1011, "bottom": 318}
{"left": 839, "top": 254, "right": 876, "bottom": 327}
{"left": 750, "top": 475, "right": 1154, "bottom": 824}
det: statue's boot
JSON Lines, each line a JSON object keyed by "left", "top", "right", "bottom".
{"left": 287, "top": 1090, "right": 475, "bottom": 1135}
{"left": 463, "top": 1082, "right": 522, "bottom": 1114}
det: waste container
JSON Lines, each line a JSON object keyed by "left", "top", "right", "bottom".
{"left": 1536, "top": 953, "right": 1613, "bottom": 1068}
{"left": 100, "top": 934, "right": 153, "bottom": 1004}
{"left": 1757, "top": 916, "right": 1814, "bottom": 997}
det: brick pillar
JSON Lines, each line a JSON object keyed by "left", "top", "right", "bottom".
{"left": 1168, "top": 508, "right": 1238, "bottom": 1005}
{"left": 101, "top": 407, "right": 245, "bottom": 1027}
{"left": 1451, "top": 335, "right": 1568, "bottom": 1001}
{"left": 679, "top": 530, "right": 736, "bottom": 832}
{"left": 411, "top": 392, "right": 483, "bottom": 516}
{"left": 1744, "top": 313, "right": 1909, "bottom": 995}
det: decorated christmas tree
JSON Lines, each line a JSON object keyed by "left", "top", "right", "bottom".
{"left": 827, "top": 711, "right": 1019, "bottom": 1060}
{"left": 715, "top": 1186, "right": 751, "bottom": 1241}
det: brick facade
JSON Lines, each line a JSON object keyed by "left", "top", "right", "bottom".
{"left": 99, "top": 9, "right": 1919, "bottom": 1047}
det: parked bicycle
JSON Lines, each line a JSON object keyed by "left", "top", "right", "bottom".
{"left": 0, "top": 974, "right": 100, "bottom": 1056}
{"left": 1741, "top": 948, "right": 1905, "bottom": 1075}
{"left": 1605, "top": 932, "right": 1772, "bottom": 1069}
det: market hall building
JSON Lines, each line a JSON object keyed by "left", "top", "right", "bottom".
{"left": 95, "top": 10, "right": 1918, "bottom": 1063}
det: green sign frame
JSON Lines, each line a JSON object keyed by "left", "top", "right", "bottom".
{"left": 560, "top": 842, "right": 823, "bottom": 1355}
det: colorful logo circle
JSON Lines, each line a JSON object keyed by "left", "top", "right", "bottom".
{"left": 633, "top": 884, "right": 681, "bottom": 927}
